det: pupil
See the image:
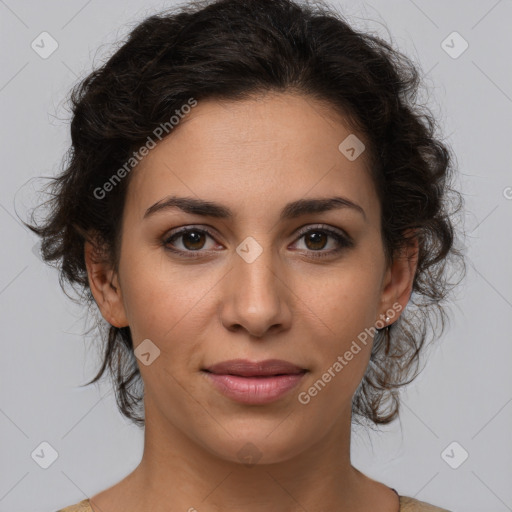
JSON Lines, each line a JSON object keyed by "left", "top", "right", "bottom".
{"left": 307, "top": 232, "right": 326, "bottom": 250}
{"left": 184, "top": 231, "right": 204, "bottom": 250}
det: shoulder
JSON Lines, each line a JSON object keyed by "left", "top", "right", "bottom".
{"left": 400, "top": 495, "right": 451, "bottom": 512}
{"left": 55, "top": 498, "right": 93, "bottom": 512}
{"left": 56, "top": 495, "right": 451, "bottom": 512}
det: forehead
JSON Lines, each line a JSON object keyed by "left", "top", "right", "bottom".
{"left": 126, "top": 92, "right": 379, "bottom": 224}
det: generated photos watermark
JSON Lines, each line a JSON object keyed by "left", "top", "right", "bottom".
{"left": 93, "top": 97, "right": 198, "bottom": 200}
{"left": 297, "top": 302, "right": 403, "bottom": 405}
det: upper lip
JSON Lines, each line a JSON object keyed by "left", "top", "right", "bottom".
{"left": 203, "top": 359, "right": 306, "bottom": 377}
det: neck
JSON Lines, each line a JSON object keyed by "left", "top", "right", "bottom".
{"left": 123, "top": 400, "right": 376, "bottom": 512}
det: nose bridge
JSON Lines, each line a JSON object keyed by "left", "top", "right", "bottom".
{"left": 234, "top": 234, "right": 281, "bottom": 303}
{"left": 220, "top": 234, "right": 291, "bottom": 337}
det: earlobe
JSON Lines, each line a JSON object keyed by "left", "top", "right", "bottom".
{"left": 84, "top": 239, "right": 129, "bottom": 328}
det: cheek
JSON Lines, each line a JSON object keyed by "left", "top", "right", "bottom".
{"left": 119, "top": 246, "right": 179, "bottom": 325}
{"left": 296, "top": 275, "right": 378, "bottom": 413}
{"left": 118, "top": 250, "right": 217, "bottom": 360}
{"left": 304, "top": 260, "right": 383, "bottom": 330}
{"left": 296, "top": 255, "right": 382, "bottom": 379}
{"left": 118, "top": 262, "right": 210, "bottom": 406}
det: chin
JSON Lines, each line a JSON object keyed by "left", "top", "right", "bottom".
{"left": 197, "top": 427, "right": 313, "bottom": 467}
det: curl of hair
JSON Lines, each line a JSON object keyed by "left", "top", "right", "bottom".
{"left": 25, "top": 0, "right": 465, "bottom": 428}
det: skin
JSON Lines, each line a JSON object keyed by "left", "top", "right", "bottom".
{"left": 85, "top": 92, "right": 418, "bottom": 512}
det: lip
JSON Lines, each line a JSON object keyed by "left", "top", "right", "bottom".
{"left": 202, "top": 359, "right": 307, "bottom": 404}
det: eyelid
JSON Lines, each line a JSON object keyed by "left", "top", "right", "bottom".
{"left": 293, "top": 223, "right": 351, "bottom": 242}
{"left": 164, "top": 223, "right": 350, "bottom": 242}
{"left": 162, "top": 225, "right": 220, "bottom": 247}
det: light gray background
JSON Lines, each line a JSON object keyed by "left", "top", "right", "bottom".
{"left": 1, "top": 1, "right": 511, "bottom": 511}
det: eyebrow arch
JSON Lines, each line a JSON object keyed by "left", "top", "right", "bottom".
{"left": 143, "top": 195, "right": 366, "bottom": 222}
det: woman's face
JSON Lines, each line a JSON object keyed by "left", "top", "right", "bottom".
{"left": 89, "top": 92, "right": 412, "bottom": 464}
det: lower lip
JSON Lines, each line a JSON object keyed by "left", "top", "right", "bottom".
{"left": 203, "top": 372, "right": 306, "bottom": 404}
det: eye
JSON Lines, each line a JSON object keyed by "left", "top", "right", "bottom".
{"left": 163, "top": 226, "right": 219, "bottom": 257}
{"left": 162, "top": 224, "right": 353, "bottom": 259}
{"left": 291, "top": 224, "right": 353, "bottom": 259}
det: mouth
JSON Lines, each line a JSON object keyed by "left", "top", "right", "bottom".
{"left": 202, "top": 359, "right": 308, "bottom": 404}
{"left": 203, "top": 358, "right": 307, "bottom": 377}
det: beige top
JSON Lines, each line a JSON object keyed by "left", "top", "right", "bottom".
{"left": 56, "top": 496, "right": 451, "bottom": 511}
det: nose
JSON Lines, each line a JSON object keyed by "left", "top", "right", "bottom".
{"left": 218, "top": 239, "right": 292, "bottom": 339}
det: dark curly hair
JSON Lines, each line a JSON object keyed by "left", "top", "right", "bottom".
{"left": 25, "top": 0, "right": 465, "bottom": 428}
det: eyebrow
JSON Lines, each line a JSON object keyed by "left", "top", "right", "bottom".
{"left": 143, "top": 195, "right": 366, "bottom": 222}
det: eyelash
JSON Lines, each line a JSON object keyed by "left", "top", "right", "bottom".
{"left": 162, "top": 224, "right": 353, "bottom": 260}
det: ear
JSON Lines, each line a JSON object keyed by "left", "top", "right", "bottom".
{"left": 84, "top": 236, "right": 129, "bottom": 328}
{"left": 377, "top": 230, "right": 419, "bottom": 325}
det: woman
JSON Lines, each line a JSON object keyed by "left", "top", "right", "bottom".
{"left": 27, "top": 0, "right": 464, "bottom": 510}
